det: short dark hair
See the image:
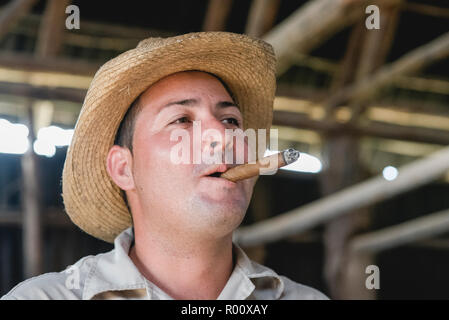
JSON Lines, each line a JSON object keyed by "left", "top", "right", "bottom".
{"left": 114, "top": 71, "right": 236, "bottom": 153}
{"left": 114, "top": 95, "right": 143, "bottom": 154}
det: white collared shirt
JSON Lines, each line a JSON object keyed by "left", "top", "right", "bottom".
{"left": 2, "top": 228, "right": 328, "bottom": 300}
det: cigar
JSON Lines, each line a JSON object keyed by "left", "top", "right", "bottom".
{"left": 220, "top": 148, "right": 300, "bottom": 182}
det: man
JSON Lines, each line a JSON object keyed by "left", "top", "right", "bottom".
{"left": 2, "top": 32, "right": 328, "bottom": 300}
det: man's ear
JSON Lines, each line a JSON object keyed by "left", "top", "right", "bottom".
{"left": 106, "top": 145, "right": 135, "bottom": 191}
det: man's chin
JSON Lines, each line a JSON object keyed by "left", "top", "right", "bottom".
{"left": 187, "top": 198, "right": 247, "bottom": 237}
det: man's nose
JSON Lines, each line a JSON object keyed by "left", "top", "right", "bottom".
{"left": 201, "top": 117, "right": 233, "bottom": 155}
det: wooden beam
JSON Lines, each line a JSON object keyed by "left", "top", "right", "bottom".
{"left": 410, "top": 238, "right": 449, "bottom": 250}
{"left": 262, "top": 0, "right": 380, "bottom": 75}
{"left": 285, "top": 52, "right": 449, "bottom": 96}
{"left": 403, "top": 2, "right": 449, "bottom": 19}
{"left": 35, "top": 0, "right": 71, "bottom": 57}
{"left": 0, "top": 81, "right": 86, "bottom": 102}
{"left": 0, "top": 52, "right": 101, "bottom": 76}
{"left": 325, "top": 31, "right": 449, "bottom": 115}
{"left": 8, "top": 10, "right": 174, "bottom": 43}
{"left": 202, "top": 0, "right": 233, "bottom": 31}
{"left": 276, "top": 83, "right": 328, "bottom": 101}
{"left": 359, "top": 121, "right": 449, "bottom": 146}
{"left": 366, "top": 107, "right": 449, "bottom": 132}
{"left": 0, "top": 0, "right": 37, "bottom": 39}
{"left": 393, "top": 76, "right": 449, "bottom": 96}
{"left": 245, "top": 0, "right": 280, "bottom": 37}
{"left": 234, "top": 145, "right": 449, "bottom": 247}
{"left": 349, "top": 208, "right": 449, "bottom": 254}
{"left": 291, "top": 52, "right": 339, "bottom": 74}
{"left": 319, "top": 132, "right": 373, "bottom": 299}
{"left": 0, "top": 66, "right": 92, "bottom": 89}
{"left": 273, "top": 110, "right": 449, "bottom": 145}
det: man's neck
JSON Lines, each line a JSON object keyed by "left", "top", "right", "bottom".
{"left": 129, "top": 228, "right": 235, "bottom": 300}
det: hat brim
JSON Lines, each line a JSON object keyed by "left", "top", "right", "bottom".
{"left": 62, "top": 32, "right": 276, "bottom": 243}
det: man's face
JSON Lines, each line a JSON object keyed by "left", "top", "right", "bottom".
{"left": 128, "top": 71, "right": 257, "bottom": 239}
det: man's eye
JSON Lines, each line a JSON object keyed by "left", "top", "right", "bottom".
{"left": 172, "top": 116, "right": 190, "bottom": 124}
{"left": 222, "top": 118, "right": 240, "bottom": 126}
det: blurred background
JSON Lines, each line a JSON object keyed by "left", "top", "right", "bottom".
{"left": 0, "top": 0, "right": 448, "bottom": 299}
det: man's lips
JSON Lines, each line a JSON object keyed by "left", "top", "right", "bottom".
{"left": 200, "top": 164, "right": 238, "bottom": 187}
{"left": 201, "top": 164, "right": 231, "bottom": 177}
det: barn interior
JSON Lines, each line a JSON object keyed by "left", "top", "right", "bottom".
{"left": 0, "top": 0, "right": 448, "bottom": 299}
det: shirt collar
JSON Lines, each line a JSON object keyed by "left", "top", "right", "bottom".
{"left": 224, "top": 244, "right": 285, "bottom": 300}
{"left": 83, "top": 228, "right": 147, "bottom": 300}
{"left": 83, "top": 227, "right": 285, "bottom": 300}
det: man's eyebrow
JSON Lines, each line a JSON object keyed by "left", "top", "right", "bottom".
{"left": 164, "top": 98, "right": 198, "bottom": 108}
{"left": 217, "top": 101, "right": 239, "bottom": 110}
{"left": 162, "top": 99, "right": 240, "bottom": 110}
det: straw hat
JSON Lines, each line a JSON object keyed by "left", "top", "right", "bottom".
{"left": 62, "top": 32, "right": 277, "bottom": 243}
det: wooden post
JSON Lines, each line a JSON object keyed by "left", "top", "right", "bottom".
{"left": 350, "top": 2, "right": 401, "bottom": 121}
{"left": 21, "top": 103, "right": 43, "bottom": 278}
{"left": 329, "top": 18, "right": 367, "bottom": 94}
{"left": 320, "top": 133, "right": 374, "bottom": 299}
{"left": 202, "top": 0, "right": 233, "bottom": 31}
{"left": 245, "top": 0, "right": 280, "bottom": 37}
{"left": 324, "top": 3, "right": 400, "bottom": 299}
{"left": 35, "top": 0, "right": 71, "bottom": 57}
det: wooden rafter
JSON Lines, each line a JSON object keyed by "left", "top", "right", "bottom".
{"left": 403, "top": 2, "right": 449, "bottom": 19}
{"left": 349, "top": 208, "right": 449, "bottom": 254}
{"left": 324, "top": 32, "right": 449, "bottom": 117}
{"left": 0, "top": 81, "right": 86, "bottom": 102}
{"left": 262, "top": 0, "right": 401, "bottom": 75}
{"left": 273, "top": 110, "right": 449, "bottom": 145}
{"left": 0, "top": 52, "right": 100, "bottom": 75}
